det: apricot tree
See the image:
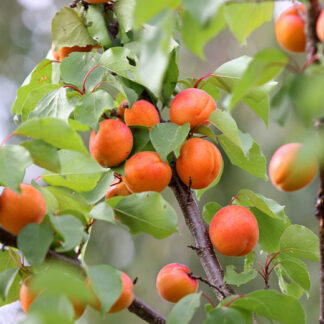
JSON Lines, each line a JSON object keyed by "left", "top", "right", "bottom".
{"left": 0, "top": 0, "right": 323, "bottom": 323}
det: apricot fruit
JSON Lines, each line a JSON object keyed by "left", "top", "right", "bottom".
{"left": 176, "top": 138, "right": 223, "bottom": 189}
{"left": 124, "top": 100, "right": 160, "bottom": 128}
{"left": 105, "top": 177, "right": 132, "bottom": 199}
{"left": 170, "top": 88, "right": 216, "bottom": 128}
{"left": 88, "top": 272, "right": 134, "bottom": 313}
{"left": 0, "top": 184, "right": 46, "bottom": 235}
{"left": 89, "top": 119, "right": 133, "bottom": 167}
{"left": 269, "top": 143, "right": 317, "bottom": 192}
{"left": 316, "top": 10, "right": 324, "bottom": 42}
{"left": 209, "top": 205, "right": 259, "bottom": 257}
{"left": 52, "top": 43, "right": 95, "bottom": 62}
{"left": 20, "top": 277, "right": 86, "bottom": 319}
{"left": 117, "top": 100, "right": 129, "bottom": 119}
{"left": 156, "top": 263, "right": 198, "bottom": 303}
{"left": 125, "top": 152, "right": 172, "bottom": 193}
{"left": 275, "top": 4, "right": 306, "bottom": 53}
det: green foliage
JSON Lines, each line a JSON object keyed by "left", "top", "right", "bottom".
{"left": 206, "top": 306, "right": 252, "bottom": 324}
{"left": 223, "top": 265, "right": 257, "bottom": 287}
{"left": 202, "top": 202, "right": 222, "bottom": 224}
{"left": 0, "top": 269, "right": 19, "bottom": 300}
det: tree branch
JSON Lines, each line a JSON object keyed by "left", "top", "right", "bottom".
{"left": 0, "top": 226, "right": 165, "bottom": 323}
{"left": 169, "top": 162, "right": 234, "bottom": 300}
{"left": 306, "top": 0, "right": 320, "bottom": 62}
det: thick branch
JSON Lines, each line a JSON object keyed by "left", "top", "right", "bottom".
{"left": 169, "top": 162, "right": 234, "bottom": 300}
{"left": 0, "top": 226, "right": 165, "bottom": 323}
{"left": 306, "top": 0, "right": 320, "bottom": 61}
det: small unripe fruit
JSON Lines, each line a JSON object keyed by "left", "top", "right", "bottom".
{"left": 170, "top": 88, "right": 216, "bottom": 128}
{"left": 275, "top": 4, "right": 306, "bottom": 53}
{"left": 269, "top": 143, "right": 317, "bottom": 192}
{"left": 88, "top": 272, "right": 134, "bottom": 313}
{"left": 156, "top": 264, "right": 198, "bottom": 303}
{"left": 176, "top": 138, "right": 222, "bottom": 189}
{"left": 105, "top": 177, "right": 132, "bottom": 199}
{"left": 117, "top": 100, "right": 129, "bottom": 119}
{"left": 52, "top": 43, "right": 95, "bottom": 62}
{"left": 316, "top": 10, "right": 324, "bottom": 42}
{"left": 89, "top": 119, "right": 133, "bottom": 167}
{"left": 125, "top": 152, "right": 172, "bottom": 193}
{"left": 0, "top": 184, "right": 46, "bottom": 235}
{"left": 124, "top": 100, "right": 160, "bottom": 128}
{"left": 209, "top": 205, "right": 259, "bottom": 257}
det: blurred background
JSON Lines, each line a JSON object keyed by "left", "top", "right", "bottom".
{"left": 0, "top": 0, "right": 320, "bottom": 323}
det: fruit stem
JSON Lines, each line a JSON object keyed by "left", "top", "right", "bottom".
{"left": 91, "top": 81, "right": 103, "bottom": 93}
{"left": 202, "top": 292, "right": 215, "bottom": 308}
{"left": 1, "top": 133, "right": 15, "bottom": 146}
{"left": 194, "top": 73, "right": 215, "bottom": 89}
{"left": 63, "top": 85, "right": 84, "bottom": 95}
{"left": 83, "top": 65, "right": 100, "bottom": 93}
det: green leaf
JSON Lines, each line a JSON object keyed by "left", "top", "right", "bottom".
{"left": 44, "top": 186, "right": 91, "bottom": 214}
{"left": 50, "top": 214, "right": 84, "bottom": 252}
{"left": 17, "top": 223, "right": 54, "bottom": 265}
{"left": 28, "top": 87, "right": 76, "bottom": 120}
{"left": 206, "top": 307, "right": 251, "bottom": 324}
{"left": 86, "top": 5, "right": 111, "bottom": 48}
{"left": 279, "top": 225, "right": 319, "bottom": 261}
{"left": 180, "top": 9, "right": 226, "bottom": 59}
{"left": 130, "top": 126, "right": 151, "bottom": 155}
{"left": 223, "top": 265, "right": 257, "bottom": 287}
{"left": 68, "top": 118, "right": 90, "bottom": 132}
{"left": 202, "top": 202, "right": 222, "bottom": 224}
{"left": 182, "top": 0, "right": 224, "bottom": 26}
{"left": 21, "top": 140, "right": 61, "bottom": 173}
{"left": 218, "top": 132, "right": 267, "bottom": 180}
{"left": 90, "top": 202, "right": 115, "bottom": 223}
{"left": 0, "top": 269, "right": 19, "bottom": 300}
{"left": 42, "top": 150, "right": 106, "bottom": 192}
{"left": 52, "top": 7, "right": 96, "bottom": 50}
{"left": 209, "top": 110, "right": 242, "bottom": 148}
{"left": 115, "top": 0, "right": 136, "bottom": 32}
{"left": 224, "top": 2, "right": 274, "bottom": 44}
{"left": 244, "top": 252, "right": 255, "bottom": 272}
{"left": 167, "top": 293, "right": 201, "bottom": 324}
{"left": 0, "top": 145, "right": 33, "bottom": 192}
{"left": 81, "top": 172, "right": 114, "bottom": 204}
{"left": 15, "top": 117, "right": 88, "bottom": 154}
{"left": 150, "top": 123, "right": 190, "bottom": 161}
{"left": 114, "top": 192, "right": 178, "bottom": 238}
{"left": 74, "top": 90, "right": 114, "bottom": 129}
{"left": 86, "top": 264, "right": 122, "bottom": 313}
{"left": 229, "top": 289, "right": 305, "bottom": 324}
{"left": 60, "top": 52, "right": 105, "bottom": 92}
{"left": 134, "top": 0, "right": 180, "bottom": 28}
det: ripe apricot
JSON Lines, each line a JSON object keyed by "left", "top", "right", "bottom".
{"left": 209, "top": 205, "right": 259, "bottom": 257}
{"left": 170, "top": 88, "right": 216, "bottom": 128}
{"left": 117, "top": 100, "right": 129, "bottom": 119}
{"left": 124, "top": 100, "right": 160, "bottom": 128}
{"left": 20, "top": 277, "right": 86, "bottom": 319}
{"left": 52, "top": 43, "right": 95, "bottom": 62}
{"left": 176, "top": 138, "right": 222, "bottom": 189}
{"left": 316, "top": 10, "right": 324, "bottom": 42}
{"left": 89, "top": 119, "right": 133, "bottom": 167}
{"left": 269, "top": 143, "right": 317, "bottom": 192}
{"left": 0, "top": 184, "right": 46, "bottom": 235}
{"left": 124, "top": 152, "right": 172, "bottom": 193}
{"left": 156, "top": 264, "right": 198, "bottom": 303}
{"left": 87, "top": 272, "right": 134, "bottom": 313}
{"left": 275, "top": 4, "right": 306, "bottom": 53}
{"left": 105, "top": 177, "right": 132, "bottom": 199}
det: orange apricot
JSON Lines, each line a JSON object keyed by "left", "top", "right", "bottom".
{"left": 52, "top": 43, "right": 95, "bottom": 62}
{"left": 87, "top": 272, "right": 134, "bottom": 313}
{"left": 105, "top": 177, "right": 132, "bottom": 199}
{"left": 176, "top": 138, "right": 223, "bottom": 189}
{"left": 209, "top": 205, "right": 259, "bottom": 257}
{"left": 170, "top": 88, "right": 216, "bottom": 128}
{"left": 124, "top": 100, "right": 160, "bottom": 128}
{"left": 269, "top": 143, "right": 317, "bottom": 192}
{"left": 275, "top": 4, "right": 306, "bottom": 53}
{"left": 316, "top": 10, "right": 324, "bottom": 42}
{"left": 117, "top": 100, "right": 129, "bottom": 119}
{"left": 156, "top": 263, "right": 198, "bottom": 303}
{"left": 124, "top": 152, "right": 172, "bottom": 193}
{"left": 89, "top": 119, "right": 133, "bottom": 167}
{"left": 0, "top": 184, "right": 46, "bottom": 235}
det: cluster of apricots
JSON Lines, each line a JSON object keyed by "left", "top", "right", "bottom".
{"left": 275, "top": 3, "right": 324, "bottom": 52}
{"left": 20, "top": 271, "right": 134, "bottom": 318}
